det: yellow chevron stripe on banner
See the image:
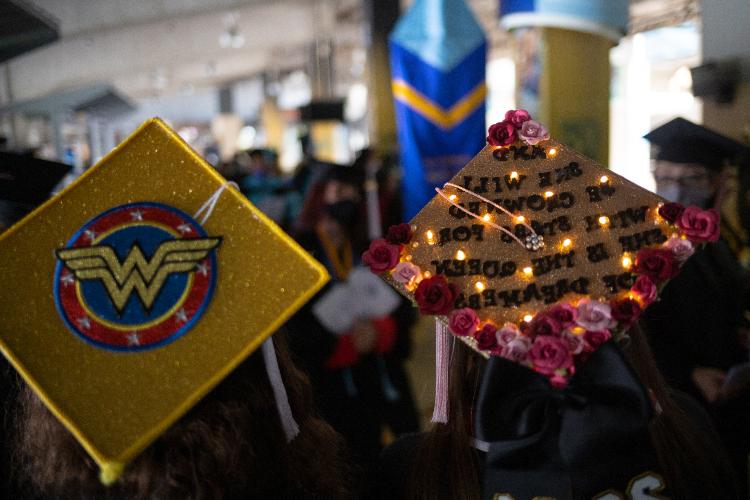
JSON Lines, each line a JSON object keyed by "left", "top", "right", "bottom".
{"left": 392, "top": 79, "right": 487, "bottom": 130}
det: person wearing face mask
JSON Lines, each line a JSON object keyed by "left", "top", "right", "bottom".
{"left": 285, "top": 163, "right": 420, "bottom": 486}
{"left": 641, "top": 117, "right": 750, "bottom": 494}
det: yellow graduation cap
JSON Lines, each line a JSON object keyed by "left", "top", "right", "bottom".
{"left": 0, "top": 119, "right": 328, "bottom": 483}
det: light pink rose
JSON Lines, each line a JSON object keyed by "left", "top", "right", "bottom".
{"left": 391, "top": 262, "right": 421, "bottom": 287}
{"left": 448, "top": 308, "right": 480, "bottom": 337}
{"left": 663, "top": 235, "right": 695, "bottom": 264}
{"left": 502, "top": 336, "right": 532, "bottom": 362}
{"left": 561, "top": 329, "right": 585, "bottom": 355}
{"left": 575, "top": 298, "right": 615, "bottom": 331}
{"left": 676, "top": 206, "right": 720, "bottom": 242}
{"left": 496, "top": 323, "right": 520, "bottom": 347}
{"left": 518, "top": 120, "right": 550, "bottom": 145}
{"left": 528, "top": 336, "right": 574, "bottom": 376}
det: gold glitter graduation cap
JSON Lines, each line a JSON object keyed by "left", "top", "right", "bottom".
{"left": 364, "top": 110, "right": 719, "bottom": 390}
{"left": 0, "top": 119, "right": 328, "bottom": 482}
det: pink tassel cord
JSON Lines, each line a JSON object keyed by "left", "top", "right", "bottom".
{"left": 431, "top": 320, "right": 451, "bottom": 423}
{"left": 261, "top": 337, "right": 300, "bottom": 441}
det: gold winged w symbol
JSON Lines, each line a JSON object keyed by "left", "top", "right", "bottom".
{"left": 57, "top": 237, "right": 221, "bottom": 312}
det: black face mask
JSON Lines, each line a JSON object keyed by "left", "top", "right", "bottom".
{"left": 325, "top": 200, "right": 358, "bottom": 227}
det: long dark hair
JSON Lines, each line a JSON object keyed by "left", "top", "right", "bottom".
{"left": 407, "top": 323, "right": 738, "bottom": 500}
{"left": 11, "top": 332, "right": 353, "bottom": 499}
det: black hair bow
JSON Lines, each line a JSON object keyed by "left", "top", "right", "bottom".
{"left": 475, "top": 342, "right": 667, "bottom": 500}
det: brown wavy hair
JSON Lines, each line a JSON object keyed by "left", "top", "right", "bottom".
{"left": 11, "top": 332, "right": 354, "bottom": 499}
{"left": 407, "top": 323, "right": 738, "bottom": 500}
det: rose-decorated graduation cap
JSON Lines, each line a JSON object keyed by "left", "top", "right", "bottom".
{"left": 364, "top": 110, "right": 720, "bottom": 499}
{"left": 0, "top": 119, "right": 328, "bottom": 483}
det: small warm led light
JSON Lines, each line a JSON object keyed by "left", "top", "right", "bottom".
{"left": 482, "top": 214, "right": 492, "bottom": 222}
{"left": 448, "top": 194, "right": 457, "bottom": 201}
{"left": 425, "top": 230, "right": 435, "bottom": 244}
{"left": 598, "top": 215, "right": 609, "bottom": 226}
{"left": 522, "top": 266, "right": 533, "bottom": 276}
{"left": 404, "top": 255, "right": 412, "bottom": 261}
{"left": 544, "top": 191, "right": 554, "bottom": 198}
{"left": 423, "top": 271, "right": 432, "bottom": 278}
{"left": 455, "top": 249, "right": 466, "bottom": 261}
{"left": 523, "top": 314, "right": 533, "bottom": 323}
{"left": 599, "top": 175, "right": 609, "bottom": 183}
{"left": 475, "top": 281, "right": 486, "bottom": 292}
{"left": 515, "top": 215, "right": 526, "bottom": 223}
{"left": 622, "top": 255, "right": 633, "bottom": 269}
{"left": 562, "top": 238, "right": 572, "bottom": 248}
{"left": 547, "top": 147, "right": 558, "bottom": 158}
{"left": 510, "top": 171, "right": 519, "bottom": 180}
{"left": 412, "top": 241, "right": 420, "bottom": 248}
{"left": 571, "top": 326, "right": 585, "bottom": 335}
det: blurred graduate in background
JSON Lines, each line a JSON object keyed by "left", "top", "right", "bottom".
{"left": 642, "top": 117, "right": 750, "bottom": 493}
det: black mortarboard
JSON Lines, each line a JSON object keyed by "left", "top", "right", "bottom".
{"left": 321, "top": 162, "right": 365, "bottom": 188}
{"left": 644, "top": 117, "right": 747, "bottom": 170}
{"left": 0, "top": 152, "right": 71, "bottom": 227}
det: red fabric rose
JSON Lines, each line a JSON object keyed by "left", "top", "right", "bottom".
{"left": 487, "top": 121, "right": 517, "bottom": 147}
{"left": 362, "top": 238, "right": 400, "bottom": 274}
{"left": 676, "top": 206, "right": 720, "bottom": 242}
{"left": 448, "top": 308, "right": 480, "bottom": 337}
{"left": 546, "top": 303, "right": 578, "bottom": 328}
{"left": 657, "top": 202, "right": 685, "bottom": 223}
{"left": 528, "top": 336, "right": 573, "bottom": 376}
{"left": 631, "top": 275, "right": 657, "bottom": 306}
{"left": 414, "top": 275, "right": 458, "bottom": 315}
{"left": 583, "top": 330, "right": 612, "bottom": 352}
{"left": 635, "top": 247, "right": 678, "bottom": 283}
{"left": 385, "top": 223, "right": 413, "bottom": 245}
{"left": 610, "top": 297, "right": 642, "bottom": 327}
{"left": 475, "top": 323, "right": 498, "bottom": 350}
{"left": 526, "top": 313, "right": 562, "bottom": 338}
{"left": 504, "top": 109, "right": 532, "bottom": 129}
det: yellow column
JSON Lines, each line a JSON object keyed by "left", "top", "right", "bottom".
{"left": 516, "top": 28, "right": 612, "bottom": 165}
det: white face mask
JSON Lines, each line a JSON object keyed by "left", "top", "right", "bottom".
{"left": 656, "top": 185, "right": 712, "bottom": 208}
{"left": 656, "top": 185, "right": 680, "bottom": 203}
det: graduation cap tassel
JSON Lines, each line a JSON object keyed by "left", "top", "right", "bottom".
{"left": 431, "top": 320, "right": 451, "bottom": 423}
{"left": 261, "top": 337, "right": 300, "bottom": 442}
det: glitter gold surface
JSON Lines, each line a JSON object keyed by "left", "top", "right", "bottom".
{"left": 0, "top": 118, "right": 328, "bottom": 476}
{"left": 396, "top": 140, "right": 671, "bottom": 327}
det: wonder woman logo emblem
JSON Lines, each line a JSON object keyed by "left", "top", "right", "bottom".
{"left": 54, "top": 202, "right": 221, "bottom": 352}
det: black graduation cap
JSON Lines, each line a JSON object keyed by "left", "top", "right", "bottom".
{"left": 0, "top": 152, "right": 71, "bottom": 228}
{"left": 644, "top": 117, "right": 747, "bottom": 170}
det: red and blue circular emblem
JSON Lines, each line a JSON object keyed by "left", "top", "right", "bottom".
{"left": 53, "top": 202, "right": 221, "bottom": 352}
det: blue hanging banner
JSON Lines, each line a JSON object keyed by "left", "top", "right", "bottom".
{"left": 499, "top": 0, "right": 629, "bottom": 42}
{"left": 390, "top": 0, "right": 487, "bottom": 220}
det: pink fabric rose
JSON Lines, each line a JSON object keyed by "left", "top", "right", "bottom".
{"left": 549, "top": 374, "right": 570, "bottom": 389}
{"left": 487, "top": 121, "right": 517, "bottom": 147}
{"left": 657, "top": 202, "right": 685, "bottom": 223}
{"left": 518, "top": 120, "right": 550, "bottom": 145}
{"left": 546, "top": 303, "right": 578, "bottom": 328}
{"left": 610, "top": 297, "right": 642, "bottom": 328}
{"left": 504, "top": 109, "right": 532, "bottom": 129}
{"left": 391, "top": 262, "right": 421, "bottom": 287}
{"left": 663, "top": 235, "right": 695, "bottom": 264}
{"left": 496, "top": 323, "right": 520, "bottom": 347}
{"left": 503, "top": 336, "right": 532, "bottom": 362}
{"left": 414, "top": 275, "right": 458, "bottom": 315}
{"left": 575, "top": 299, "right": 615, "bottom": 331}
{"left": 526, "top": 313, "right": 562, "bottom": 338}
{"left": 362, "top": 238, "right": 400, "bottom": 274}
{"left": 631, "top": 275, "right": 657, "bottom": 306}
{"left": 676, "top": 206, "right": 720, "bottom": 242}
{"left": 475, "top": 323, "right": 498, "bottom": 350}
{"left": 385, "top": 223, "right": 413, "bottom": 245}
{"left": 635, "top": 247, "right": 678, "bottom": 283}
{"left": 528, "top": 336, "right": 574, "bottom": 376}
{"left": 448, "top": 308, "right": 480, "bottom": 337}
{"left": 583, "top": 329, "right": 612, "bottom": 352}
{"left": 561, "top": 329, "right": 585, "bottom": 355}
